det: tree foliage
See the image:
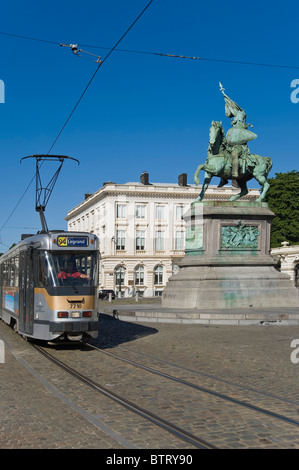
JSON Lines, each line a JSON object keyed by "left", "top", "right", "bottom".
{"left": 265, "top": 171, "right": 299, "bottom": 248}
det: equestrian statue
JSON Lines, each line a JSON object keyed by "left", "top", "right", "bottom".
{"left": 194, "top": 83, "right": 272, "bottom": 201}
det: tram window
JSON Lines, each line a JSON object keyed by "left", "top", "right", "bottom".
{"left": 14, "top": 257, "right": 19, "bottom": 287}
{"left": 10, "top": 257, "right": 19, "bottom": 287}
{"left": 38, "top": 253, "right": 50, "bottom": 286}
{"left": 9, "top": 261, "right": 13, "bottom": 287}
{"left": 2, "top": 261, "right": 7, "bottom": 286}
{"left": 3, "top": 261, "right": 9, "bottom": 286}
{"left": 37, "top": 251, "right": 98, "bottom": 287}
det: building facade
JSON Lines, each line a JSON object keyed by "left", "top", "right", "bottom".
{"left": 65, "top": 173, "right": 260, "bottom": 297}
{"left": 271, "top": 242, "right": 299, "bottom": 287}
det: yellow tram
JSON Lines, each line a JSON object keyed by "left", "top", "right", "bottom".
{"left": 0, "top": 231, "right": 99, "bottom": 341}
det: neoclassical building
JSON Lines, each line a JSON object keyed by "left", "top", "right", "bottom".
{"left": 271, "top": 242, "right": 299, "bottom": 287}
{"left": 65, "top": 172, "right": 260, "bottom": 297}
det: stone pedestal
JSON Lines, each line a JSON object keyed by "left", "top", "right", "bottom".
{"left": 162, "top": 201, "right": 299, "bottom": 309}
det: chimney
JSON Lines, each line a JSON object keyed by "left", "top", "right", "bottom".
{"left": 178, "top": 173, "right": 187, "bottom": 186}
{"left": 140, "top": 171, "right": 149, "bottom": 185}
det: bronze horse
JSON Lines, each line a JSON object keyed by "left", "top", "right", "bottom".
{"left": 194, "top": 121, "right": 272, "bottom": 201}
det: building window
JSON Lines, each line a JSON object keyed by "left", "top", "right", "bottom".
{"left": 176, "top": 205, "right": 185, "bottom": 220}
{"left": 155, "top": 205, "right": 165, "bottom": 220}
{"left": 116, "top": 204, "right": 126, "bottom": 218}
{"left": 116, "top": 230, "right": 126, "bottom": 250}
{"left": 115, "top": 265, "right": 125, "bottom": 287}
{"left": 155, "top": 231, "right": 164, "bottom": 251}
{"left": 154, "top": 265, "right": 163, "bottom": 285}
{"left": 136, "top": 230, "right": 145, "bottom": 250}
{"left": 135, "top": 265, "right": 144, "bottom": 285}
{"left": 136, "top": 204, "right": 145, "bottom": 219}
{"left": 175, "top": 230, "right": 185, "bottom": 250}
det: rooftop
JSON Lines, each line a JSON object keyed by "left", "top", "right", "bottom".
{"left": 66, "top": 171, "right": 260, "bottom": 219}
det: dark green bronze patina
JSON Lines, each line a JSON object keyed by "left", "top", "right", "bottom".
{"left": 194, "top": 84, "right": 272, "bottom": 202}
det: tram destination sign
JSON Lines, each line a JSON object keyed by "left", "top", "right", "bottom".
{"left": 57, "top": 236, "right": 89, "bottom": 247}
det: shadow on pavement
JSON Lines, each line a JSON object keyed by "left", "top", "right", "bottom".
{"left": 91, "top": 313, "right": 158, "bottom": 349}
{"left": 32, "top": 313, "right": 158, "bottom": 351}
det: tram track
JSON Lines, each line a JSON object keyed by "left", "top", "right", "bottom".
{"left": 34, "top": 338, "right": 299, "bottom": 449}
{"left": 85, "top": 341, "right": 299, "bottom": 430}
{"left": 2, "top": 315, "right": 299, "bottom": 449}
{"left": 32, "top": 343, "right": 216, "bottom": 449}
{"left": 101, "top": 342, "right": 299, "bottom": 407}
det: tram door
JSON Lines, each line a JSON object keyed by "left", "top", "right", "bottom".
{"left": 19, "top": 248, "right": 34, "bottom": 335}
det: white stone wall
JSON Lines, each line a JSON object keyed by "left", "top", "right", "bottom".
{"left": 66, "top": 180, "right": 260, "bottom": 297}
{"left": 271, "top": 243, "right": 299, "bottom": 286}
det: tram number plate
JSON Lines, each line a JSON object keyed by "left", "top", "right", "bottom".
{"left": 69, "top": 303, "right": 82, "bottom": 309}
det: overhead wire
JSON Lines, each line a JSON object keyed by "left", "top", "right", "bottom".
{"left": 0, "top": 30, "right": 58, "bottom": 45}
{"left": 0, "top": 29, "right": 299, "bottom": 70}
{"left": 1, "top": 2, "right": 298, "bottom": 245}
{"left": 47, "top": 0, "right": 155, "bottom": 154}
{"left": 0, "top": 0, "right": 155, "bottom": 246}
{"left": 78, "top": 45, "right": 299, "bottom": 70}
{"left": 0, "top": 173, "right": 36, "bottom": 237}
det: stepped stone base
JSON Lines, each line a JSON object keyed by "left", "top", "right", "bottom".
{"left": 100, "top": 306, "right": 299, "bottom": 325}
{"left": 162, "top": 201, "right": 299, "bottom": 310}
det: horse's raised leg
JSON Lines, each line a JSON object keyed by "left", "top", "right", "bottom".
{"left": 194, "top": 172, "right": 212, "bottom": 201}
{"left": 229, "top": 179, "right": 248, "bottom": 201}
{"left": 254, "top": 173, "right": 270, "bottom": 201}
{"left": 194, "top": 164, "right": 205, "bottom": 186}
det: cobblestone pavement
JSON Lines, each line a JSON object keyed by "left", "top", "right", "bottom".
{"left": 1, "top": 312, "right": 299, "bottom": 450}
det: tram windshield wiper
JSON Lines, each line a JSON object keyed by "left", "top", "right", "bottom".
{"left": 64, "top": 277, "right": 79, "bottom": 294}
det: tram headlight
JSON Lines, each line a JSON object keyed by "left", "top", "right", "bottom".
{"left": 71, "top": 311, "right": 81, "bottom": 318}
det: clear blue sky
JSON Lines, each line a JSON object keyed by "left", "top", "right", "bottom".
{"left": 0, "top": 0, "right": 298, "bottom": 250}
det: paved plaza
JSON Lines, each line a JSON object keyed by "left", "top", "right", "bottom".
{"left": 1, "top": 309, "right": 299, "bottom": 449}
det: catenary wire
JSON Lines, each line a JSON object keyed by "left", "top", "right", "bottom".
{"left": 0, "top": 0, "right": 155, "bottom": 245}
{"left": 0, "top": 29, "right": 299, "bottom": 70}
{"left": 78, "top": 45, "right": 299, "bottom": 70}
{"left": 0, "top": 174, "right": 35, "bottom": 236}
{"left": 0, "top": 30, "right": 58, "bottom": 45}
{"left": 47, "top": 0, "right": 155, "bottom": 154}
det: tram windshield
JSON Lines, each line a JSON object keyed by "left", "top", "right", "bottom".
{"left": 37, "top": 250, "right": 98, "bottom": 287}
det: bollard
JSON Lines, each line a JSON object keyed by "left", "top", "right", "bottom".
{"left": 108, "top": 292, "right": 112, "bottom": 302}
{"left": 136, "top": 292, "right": 139, "bottom": 302}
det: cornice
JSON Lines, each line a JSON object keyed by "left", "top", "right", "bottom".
{"left": 66, "top": 183, "right": 259, "bottom": 220}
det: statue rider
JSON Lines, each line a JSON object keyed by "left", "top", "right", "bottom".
{"left": 219, "top": 83, "right": 256, "bottom": 178}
